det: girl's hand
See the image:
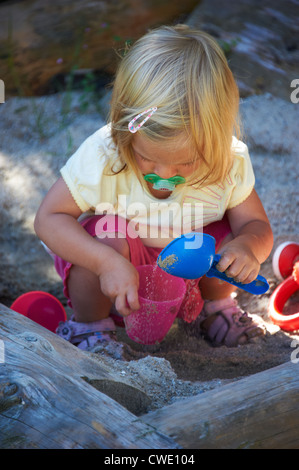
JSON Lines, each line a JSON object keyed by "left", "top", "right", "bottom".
{"left": 216, "top": 240, "right": 260, "bottom": 284}
{"left": 215, "top": 189, "right": 274, "bottom": 285}
{"left": 98, "top": 254, "right": 140, "bottom": 317}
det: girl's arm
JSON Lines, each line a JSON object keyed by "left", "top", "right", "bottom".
{"left": 216, "top": 189, "right": 273, "bottom": 284}
{"left": 34, "top": 177, "right": 140, "bottom": 315}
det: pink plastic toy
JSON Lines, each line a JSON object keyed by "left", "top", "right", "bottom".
{"left": 11, "top": 291, "right": 67, "bottom": 333}
{"left": 124, "top": 265, "right": 186, "bottom": 345}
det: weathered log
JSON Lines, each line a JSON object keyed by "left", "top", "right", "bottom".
{"left": 0, "top": 0, "right": 198, "bottom": 96}
{"left": 143, "top": 359, "right": 299, "bottom": 449}
{"left": 3, "top": 300, "right": 298, "bottom": 450}
{"left": 0, "top": 303, "right": 179, "bottom": 449}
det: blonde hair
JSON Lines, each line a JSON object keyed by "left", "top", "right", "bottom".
{"left": 109, "top": 24, "right": 241, "bottom": 187}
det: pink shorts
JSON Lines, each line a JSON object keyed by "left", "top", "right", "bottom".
{"left": 54, "top": 214, "right": 231, "bottom": 323}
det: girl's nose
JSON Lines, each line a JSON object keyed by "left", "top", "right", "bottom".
{"left": 154, "top": 165, "right": 177, "bottom": 180}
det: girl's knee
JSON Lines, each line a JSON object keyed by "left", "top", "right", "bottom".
{"left": 95, "top": 234, "right": 130, "bottom": 260}
{"left": 68, "top": 263, "right": 98, "bottom": 284}
{"left": 92, "top": 215, "right": 131, "bottom": 260}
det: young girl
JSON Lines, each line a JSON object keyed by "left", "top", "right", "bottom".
{"left": 34, "top": 25, "right": 273, "bottom": 350}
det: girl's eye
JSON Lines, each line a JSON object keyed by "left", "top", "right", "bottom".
{"left": 137, "top": 154, "right": 149, "bottom": 163}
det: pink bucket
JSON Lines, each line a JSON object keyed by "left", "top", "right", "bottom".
{"left": 124, "top": 265, "right": 186, "bottom": 345}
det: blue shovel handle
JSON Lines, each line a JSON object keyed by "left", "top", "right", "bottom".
{"left": 205, "top": 254, "right": 269, "bottom": 295}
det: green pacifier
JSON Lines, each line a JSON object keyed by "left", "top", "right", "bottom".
{"left": 144, "top": 174, "right": 186, "bottom": 191}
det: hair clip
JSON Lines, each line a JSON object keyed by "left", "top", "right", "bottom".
{"left": 128, "top": 107, "right": 157, "bottom": 133}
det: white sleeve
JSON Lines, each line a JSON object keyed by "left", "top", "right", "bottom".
{"left": 227, "top": 139, "right": 255, "bottom": 209}
{"left": 60, "top": 126, "right": 113, "bottom": 212}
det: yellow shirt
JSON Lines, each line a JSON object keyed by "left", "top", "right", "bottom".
{"left": 60, "top": 124, "right": 255, "bottom": 248}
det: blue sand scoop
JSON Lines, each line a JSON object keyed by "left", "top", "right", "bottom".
{"left": 157, "top": 233, "right": 269, "bottom": 295}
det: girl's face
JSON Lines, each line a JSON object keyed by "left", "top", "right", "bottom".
{"left": 132, "top": 134, "right": 199, "bottom": 183}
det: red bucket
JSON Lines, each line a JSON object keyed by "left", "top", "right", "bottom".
{"left": 11, "top": 291, "right": 67, "bottom": 333}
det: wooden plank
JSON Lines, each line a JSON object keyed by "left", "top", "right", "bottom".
{"left": 142, "top": 360, "right": 299, "bottom": 449}
{"left": 0, "top": 303, "right": 179, "bottom": 449}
